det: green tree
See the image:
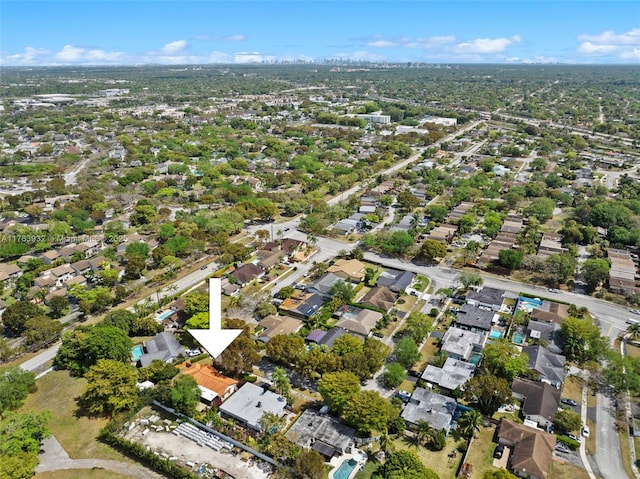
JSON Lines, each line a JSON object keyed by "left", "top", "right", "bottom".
{"left": 499, "top": 249, "right": 524, "bottom": 270}
{"left": 553, "top": 408, "right": 582, "bottom": 433}
{"left": 168, "top": 375, "right": 201, "bottom": 416}
{"left": 254, "top": 301, "right": 277, "bottom": 319}
{"left": 523, "top": 197, "right": 555, "bottom": 223}
{"left": 318, "top": 371, "right": 361, "bottom": 414}
{"left": 416, "top": 240, "right": 447, "bottom": 263}
{"left": 138, "top": 360, "right": 179, "bottom": 383}
{"left": 48, "top": 295, "right": 70, "bottom": 319}
{"left": 55, "top": 324, "right": 133, "bottom": 376}
{"left": 0, "top": 410, "right": 51, "bottom": 479}
{"left": 266, "top": 335, "right": 306, "bottom": 366}
{"left": 102, "top": 309, "right": 137, "bottom": 335}
{"left": 22, "top": 315, "right": 63, "bottom": 346}
{"left": 215, "top": 318, "right": 260, "bottom": 375}
{"left": 372, "top": 450, "right": 439, "bottom": 479}
{"left": 482, "top": 339, "right": 528, "bottom": 381}
{"left": 404, "top": 312, "right": 432, "bottom": 343}
{"left": 394, "top": 337, "right": 420, "bottom": 368}
{"left": 546, "top": 253, "right": 577, "bottom": 285}
{"left": 581, "top": 258, "right": 610, "bottom": 291}
{"left": 456, "top": 271, "right": 483, "bottom": 289}
{"left": 329, "top": 280, "right": 356, "bottom": 304}
{"left": 464, "top": 375, "right": 512, "bottom": 416}
{"left": 332, "top": 334, "right": 363, "bottom": 356}
{"left": 80, "top": 359, "right": 139, "bottom": 416}
{"left": 383, "top": 362, "right": 407, "bottom": 388}
{"left": 482, "top": 469, "right": 519, "bottom": 479}
{"left": 560, "top": 316, "right": 608, "bottom": 362}
{"left": 0, "top": 367, "right": 35, "bottom": 414}
{"left": 2, "top": 301, "right": 42, "bottom": 336}
{"left": 342, "top": 390, "right": 397, "bottom": 435}
{"left": 457, "top": 409, "right": 483, "bottom": 439}
{"left": 292, "top": 449, "right": 325, "bottom": 479}
{"left": 272, "top": 367, "right": 292, "bottom": 399}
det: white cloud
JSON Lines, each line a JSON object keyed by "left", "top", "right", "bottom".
{"left": 454, "top": 35, "right": 521, "bottom": 54}
{"left": 161, "top": 40, "right": 187, "bottom": 55}
{"left": 576, "top": 29, "right": 640, "bottom": 60}
{"left": 0, "top": 46, "right": 50, "bottom": 65}
{"left": 194, "top": 34, "right": 246, "bottom": 42}
{"left": 366, "top": 35, "right": 456, "bottom": 49}
{"left": 222, "top": 34, "right": 245, "bottom": 42}
{"left": 234, "top": 51, "right": 276, "bottom": 63}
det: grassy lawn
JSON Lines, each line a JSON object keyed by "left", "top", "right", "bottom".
{"left": 548, "top": 460, "right": 591, "bottom": 479}
{"left": 562, "top": 376, "right": 583, "bottom": 405}
{"left": 395, "top": 295, "right": 417, "bottom": 314}
{"left": 413, "top": 275, "right": 429, "bottom": 292}
{"left": 392, "top": 435, "right": 463, "bottom": 479}
{"left": 627, "top": 342, "right": 640, "bottom": 358}
{"left": 354, "top": 460, "right": 378, "bottom": 479}
{"left": 465, "top": 425, "right": 497, "bottom": 479}
{"left": 34, "top": 471, "right": 133, "bottom": 479}
{"left": 585, "top": 418, "right": 596, "bottom": 455}
{"left": 417, "top": 336, "right": 441, "bottom": 370}
{"left": 22, "top": 370, "right": 132, "bottom": 462}
{"left": 618, "top": 424, "right": 635, "bottom": 479}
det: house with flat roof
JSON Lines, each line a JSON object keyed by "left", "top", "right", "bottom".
{"left": 137, "top": 332, "right": 186, "bottom": 367}
{"left": 512, "top": 378, "right": 561, "bottom": 429}
{"left": 254, "top": 315, "right": 302, "bottom": 343}
{"left": 498, "top": 420, "right": 555, "bottom": 479}
{"left": 421, "top": 358, "right": 476, "bottom": 394}
{"left": 219, "top": 382, "right": 287, "bottom": 431}
{"left": 522, "top": 345, "right": 566, "bottom": 388}
{"left": 179, "top": 363, "right": 239, "bottom": 405}
{"left": 401, "top": 388, "right": 457, "bottom": 434}
{"left": 441, "top": 326, "right": 487, "bottom": 361}
{"left": 285, "top": 409, "right": 355, "bottom": 458}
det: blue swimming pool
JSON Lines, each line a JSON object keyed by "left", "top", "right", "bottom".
{"left": 512, "top": 332, "right": 525, "bottom": 344}
{"left": 157, "top": 309, "right": 174, "bottom": 321}
{"left": 131, "top": 345, "right": 144, "bottom": 361}
{"left": 489, "top": 329, "right": 503, "bottom": 339}
{"left": 333, "top": 459, "right": 358, "bottom": 479}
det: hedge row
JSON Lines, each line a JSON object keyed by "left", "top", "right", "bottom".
{"left": 98, "top": 428, "right": 199, "bottom": 479}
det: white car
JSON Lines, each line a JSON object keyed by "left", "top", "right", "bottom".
{"left": 581, "top": 425, "right": 590, "bottom": 438}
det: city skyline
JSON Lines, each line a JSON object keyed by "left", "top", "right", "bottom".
{"left": 1, "top": 1, "right": 639, "bottom": 66}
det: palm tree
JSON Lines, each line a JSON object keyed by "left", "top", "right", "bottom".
{"left": 457, "top": 409, "right": 483, "bottom": 439}
{"left": 415, "top": 420, "right": 435, "bottom": 447}
{"left": 379, "top": 432, "right": 395, "bottom": 456}
{"left": 272, "top": 367, "right": 291, "bottom": 398}
{"left": 627, "top": 323, "right": 640, "bottom": 341}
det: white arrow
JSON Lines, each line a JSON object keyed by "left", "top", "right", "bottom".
{"left": 188, "top": 278, "right": 242, "bottom": 358}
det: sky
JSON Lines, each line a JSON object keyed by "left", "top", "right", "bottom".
{"left": 1, "top": 1, "right": 639, "bottom": 66}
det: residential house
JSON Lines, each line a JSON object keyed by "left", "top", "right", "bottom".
{"left": 421, "top": 358, "right": 476, "bottom": 394}
{"left": 608, "top": 248, "right": 638, "bottom": 295}
{"left": 49, "top": 264, "right": 76, "bottom": 288}
{"left": 179, "top": 363, "right": 239, "bottom": 405}
{"left": 73, "top": 240, "right": 101, "bottom": 259}
{"left": 88, "top": 256, "right": 110, "bottom": 271}
{"left": 256, "top": 249, "right": 285, "bottom": 270}
{"left": 376, "top": 268, "right": 415, "bottom": 294}
{"left": 137, "top": 332, "right": 186, "bottom": 367}
{"left": 440, "top": 326, "right": 487, "bottom": 362}
{"left": 318, "top": 327, "right": 348, "bottom": 348}
{"left": 530, "top": 300, "right": 569, "bottom": 325}
{"left": 230, "top": 263, "right": 265, "bottom": 286}
{"left": 70, "top": 259, "right": 92, "bottom": 276}
{"left": 526, "top": 320, "right": 563, "bottom": 354}
{"left": 466, "top": 287, "right": 505, "bottom": 311}
{"left": 278, "top": 292, "right": 325, "bottom": 320}
{"left": 454, "top": 304, "right": 496, "bottom": 333}
{"left": 359, "top": 286, "right": 398, "bottom": 313}
{"left": 221, "top": 277, "right": 240, "bottom": 296}
{"left": 40, "top": 250, "right": 60, "bottom": 265}
{"left": 401, "top": 388, "right": 457, "bottom": 434}
{"left": 427, "top": 225, "right": 457, "bottom": 244}
{"left": 0, "top": 263, "right": 23, "bottom": 285}
{"left": 255, "top": 315, "right": 303, "bottom": 343}
{"left": 285, "top": 409, "right": 355, "bottom": 458}
{"left": 305, "top": 329, "right": 327, "bottom": 344}
{"left": 306, "top": 273, "right": 345, "bottom": 298}
{"left": 327, "top": 259, "right": 366, "bottom": 282}
{"left": 334, "top": 305, "right": 382, "bottom": 337}
{"left": 511, "top": 378, "right": 561, "bottom": 429}
{"left": 498, "top": 420, "right": 555, "bottom": 479}
{"left": 219, "top": 382, "right": 287, "bottom": 432}
{"left": 522, "top": 345, "right": 566, "bottom": 388}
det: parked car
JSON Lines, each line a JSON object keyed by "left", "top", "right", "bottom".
{"left": 200, "top": 265, "right": 208, "bottom": 270}
{"left": 560, "top": 398, "right": 578, "bottom": 407}
{"left": 548, "top": 288, "right": 559, "bottom": 293}
{"left": 186, "top": 348, "right": 202, "bottom": 357}
{"left": 555, "top": 443, "right": 571, "bottom": 453}
{"left": 565, "top": 433, "right": 582, "bottom": 443}
{"left": 493, "top": 444, "right": 505, "bottom": 459}
{"left": 581, "top": 425, "right": 590, "bottom": 438}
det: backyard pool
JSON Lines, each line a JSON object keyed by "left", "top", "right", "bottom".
{"left": 516, "top": 296, "right": 543, "bottom": 313}
{"left": 131, "top": 345, "right": 144, "bottom": 362}
{"left": 156, "top": 309, "right": 174, "bottom": 321}
{"left": 512, "top": 332, "right": 525, "bottom": 344}
{"left": 469, "top": 353, "right": 483, "bottom": 366}
{"left": 489, "top": 329, "right": 503, "bottom": 339}
{"left": 332, "top": 458, "right": 358, "bottom": 479}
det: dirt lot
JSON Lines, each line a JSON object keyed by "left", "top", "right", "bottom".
{"left": 125, "top": 424, "right": 272, "bottom": 479}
